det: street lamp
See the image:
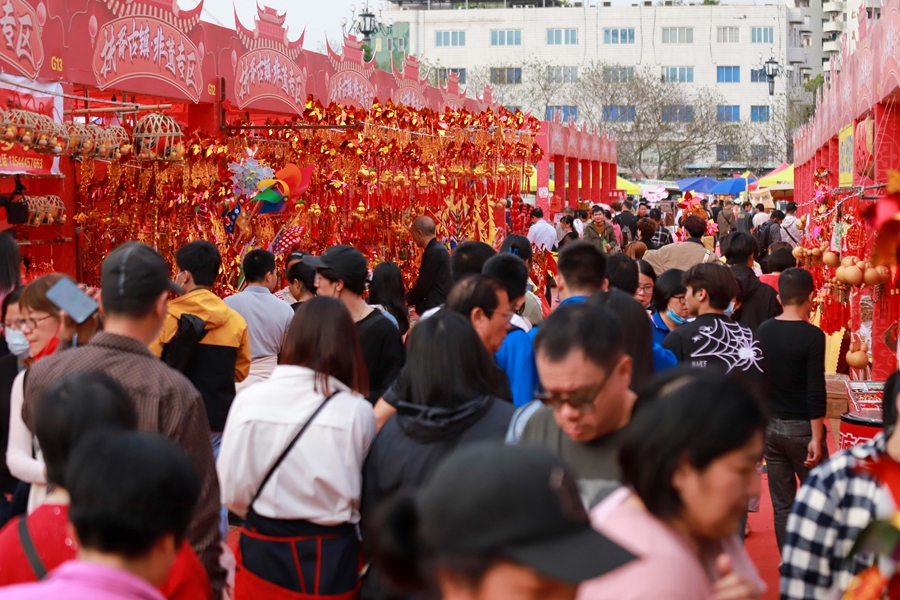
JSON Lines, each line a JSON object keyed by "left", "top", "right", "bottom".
{"left": 759, "top": 50, "right": 785, "bottom": 96}
{"left": 342, "top": 1, "right": 394, "bottom": 46}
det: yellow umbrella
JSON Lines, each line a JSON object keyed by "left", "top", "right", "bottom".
{"left": 758, "top": 165, "right": 794, "bottom": 187}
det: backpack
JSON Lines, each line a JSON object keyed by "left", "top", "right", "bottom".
{"left": 161, "top": 314, "right": 207, "bottom": 372}
{"left": 752, "top": 220, "right": 775, "bottom": 260}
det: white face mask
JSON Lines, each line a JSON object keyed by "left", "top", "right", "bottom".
{"left": 5, "top": 329, "right": 30, "bottom": 358}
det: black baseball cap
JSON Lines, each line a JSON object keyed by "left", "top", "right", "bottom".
{"left": 101, "top": 242, "right": 183, "bottom": 311}
{"left": 303, "top": 245, "right": 368, "bottom": 292}
{"left": 416, "top": 444, "right": 634, "bottom": 584}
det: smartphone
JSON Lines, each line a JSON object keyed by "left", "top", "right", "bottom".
{"left": 46, "top": 278, "right": 99, "bottom": 324}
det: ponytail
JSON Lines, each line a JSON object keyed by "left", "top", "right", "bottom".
{"left": 367, "top": 494, "right": 427, "bottom": 592}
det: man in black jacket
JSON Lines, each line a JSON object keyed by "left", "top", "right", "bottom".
{"left": 406, "top": 216, "right": 453, "bottom": 316}
{"left": 722, "top": 231, "right": 782, "bottom": 331}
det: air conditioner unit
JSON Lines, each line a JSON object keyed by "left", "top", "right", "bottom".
{"left": 603, "top": 1, "right": 611, "bottom": 5}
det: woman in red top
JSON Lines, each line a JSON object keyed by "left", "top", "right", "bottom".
{"left": 0, "top": 371, "right": 212, "bottom": 600}
{"left": 759, "top": 247, "right": 798, "bottom": 295}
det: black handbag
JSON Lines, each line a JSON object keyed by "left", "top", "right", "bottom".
{"left": 161, "top": 313, "right": 207, "bottom": 372}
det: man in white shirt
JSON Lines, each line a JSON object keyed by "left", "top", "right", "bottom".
{"left": 224, "top": 249, "right": 296, "bottom": 390}
{"left": 526, "top": 207, "right": 558, "bottom": 252}
{"left": 752, "top": 203, "right": 770, "bottom": 231}
{"left": 779, "top": 201, "right": 804, "bottom": 248}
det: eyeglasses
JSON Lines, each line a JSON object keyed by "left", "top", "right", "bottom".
{"left": 671, "top": 294, "right": 687, "bottom": 303}
{"left": 16, "top": 315, "right": 54, "bottom": 332}
{"left": 637, "top": 284, "right": 654, "bottom": 293}
{"left": 535, "top": 371, "right": 612, "bottom": 414}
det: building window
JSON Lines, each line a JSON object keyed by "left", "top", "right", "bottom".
{"left": 546, "top": 106, "right": 579, "bottom": 121}
{"left": 717, "top": 66, "right": 741, "bottom": 83}
{"left": 661, "top": 66, "right": 694, "bottom": 83}
{"left": 602, "top": 105, "right": 636, "bottom": 122}
{"left": 662, "top": 105, "right": 694, "bottom": 122}
{"left": 717, "top": 105, "right": 740, "bottom": 122}
{"left": 491, "top": 30, "right": 522, "bottom": 46}
{"left": 751, "top": 105, "right": 770, "bottom": 122}
{"left": 547, "top": 28, "right": 577, "bottom": 45}
{"left": 751, "top": 26, "right": 774, "bottom": 44}
{"left": 490, "top": 67, "right": 522, "bottom": 84}
{"left": 717, "top": 26, "right": 740, "bottom": 43}
{"left": 436, "top": 30, "right": 466, "bottom": 47}
{"left": 438, "top": 68, "right": 467, "bottom": 85}
{"left": 662, "top": 27, "right": 693, "bottom": 44}
{"left": 751, "top": 68, "right": 767, "bottom": 83}
{"left": 751, "top": 145, "right": 771, "bottom": 161}
{"left": 603, "top": 28, "right": 635, "bottom": 44}
{"left": 398, "top": 38, "right": 405, "bottom": 52}
{"left": 547, "top": 66, "right": 579, "bottom": 83}
{"left": 717, "top": 145, "right": 740, "bottom": 161}
{"left": 602, "top": 66, "right": 634, "bottom": 83}
{"left": 386, "top": 38, "right": 393, "bottom": 52}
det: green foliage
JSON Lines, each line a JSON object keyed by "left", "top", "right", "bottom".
{"left": 803, "top": 74, "right": 825, "bottom": 93}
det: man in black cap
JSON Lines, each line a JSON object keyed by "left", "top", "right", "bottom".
{"left": 21, "top": 241, "right": 225, "bottom": 594}
{"left": 406, "top": 216, "right": 453, "bottom": 316}
{"left": 305, "top": 245, "right": 405, "bottom": 404}
{"left": 368, "top": 443, "right": 634, "bottom": 598}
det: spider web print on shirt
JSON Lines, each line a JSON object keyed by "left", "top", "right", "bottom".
{"left": 690, "top": 319, "right": 764, "bottom": 373}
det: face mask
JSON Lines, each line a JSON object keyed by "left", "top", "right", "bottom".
{"left": 724, "top": 301, "right": 736, "bottom": 317}
{"left": 666, "top": 309, "right": 686, "bottom": 326}
{"left": 5, "top": 329, "right": 30, "bottom": 358}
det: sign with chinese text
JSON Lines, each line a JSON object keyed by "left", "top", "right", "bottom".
{"left": 234, "top": 49, "right": 306, "bottom": 113}
{"left": 839, "top": 123, "right": 854, "bottom": 187}
{"left": 0, "top": 76, "right": 61, "bottom": 176}
{"left": 0, "top": 0, "right": 43, "bottom": 78}
{"left": 92, "top": 17, "right": 202, "bottom": 102}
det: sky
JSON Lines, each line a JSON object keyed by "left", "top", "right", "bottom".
{"left": 197, "top": 0, "right": 368, "bottom": 53}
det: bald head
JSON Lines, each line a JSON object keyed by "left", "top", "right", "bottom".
{"left": 411, "top": 216, "right": 437, "bottom": 249}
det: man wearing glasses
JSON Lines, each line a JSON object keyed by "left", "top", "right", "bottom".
{"left": 518, "top": 302, "right": 636, "bottom": 509}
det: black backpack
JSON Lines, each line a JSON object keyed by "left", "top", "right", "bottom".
{"left": 161, "top": 314, "right": 207, "bottom": 372}
{"left": 753, "top": 220, "right": 775, "bottom": 260}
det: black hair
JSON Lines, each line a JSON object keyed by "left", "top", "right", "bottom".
{"left": 498, "top": 234, "right": 533, "bottom": 263}
{"left": 36, "top": 372, "right": 138, "bottom": 488}
{"left": 768, "top": 248, "right": 798, "bottom": 273}
{"left": 0, "top": 233, "right": 20, "bottom": 301}
{"left": 742, "top": 201, "right": 752, "bottom": 209}
{"left": 2, "top": 286, "right": 21, "bottom": 322}
{"left": 405, "top": 310, "right": 500, "bottom": 409}
{"left": 482, "top": 254, "right": 528, "bottom": 303}
{"left": 576, "top": 209, "right": 588, "bottom": 220}
{"left": 558, "top": 241, "right": 606, "bottom": 293}
{"left": 722, "top": 231, "right": 759, "bottom": 266}
{"left": 287, "top": 259, "right": 317, "bottom": 294}
{"left": 531, "top": 207, "right": 544, "bottom": 219}
{"left": 649, "top": 208, "right": 662, "bottom": 221}
{"left": 175, "top": 240, "right": 221, "bottom": 287}
{"left": 882, "top": 371, "right": 900, "bottom": 432}
{"left": 620, "top": 371, "right": 768, "bottom": 520}
{"left": 605, "top": 254, "right": 639, "bottom": 295}
{"left": 755, "top": 203, "right": 765, "bottom": 212}
{"left": 603, "top": 209, "right": 612, "bottom": 219}
{"left": 770, "top": 209, "right": 786, "bottom": 221}
{"left": 785, "top": 202, "right": 798, "bottom": 213}
{"left": 778, "top": 267, "right": 815, "bottom": 306}
{"left": 683, "top": 263, "right": 740, "bottom": 311}
{"left": 67, "top": 431, "right": 200, "bottom": 558}
{"left": 445, "top": 275, "right": 504, "bottom": 321}
{"left": 681, "top": 214, "right": 707, "bottom": 238}
{"left": 451, "top": 242, "right": 497, "bottom": 282}
{"left": 368, "top": 262, "right": 410, "bottom": 336}
{"left": 242, "top": 249, "right": 277, "bottom": 283}
{"left": 637, "top": 259, "right": 656, "bottom": 283}
{"left": 588, "top": 289, "right": 653, "bottom": 392}
{"left": 590, "top": 204, "right": 603, "bottom": 215}
{"left": 534, "top": 302, "right": 625, "bottom": 372}
{"left": 560, "top": 215, "right": 574, "bottom": 226}
{"left": 652, "top": 269, "right": 687, "bottom": 313}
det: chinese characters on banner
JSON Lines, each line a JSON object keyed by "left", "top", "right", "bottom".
{"left": 328, "top": 71, "right": 376, "bottom": 110}
{"left": 0, "top": 0, "right": 43, "bottom": 78}
{"left": 92, "top": 17, "right": 202, "bottom": 102}
{"left": 234, "top": 49, "right": 306, "bottom": 114}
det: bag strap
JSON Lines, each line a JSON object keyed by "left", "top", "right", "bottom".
{"left": 18, "top": 517, "right": 47, "bottom": 580}
{"left": 781, "top": 223, "right": 799, "bottom": 244}
{"left": 250, "top": 391, "right": 338, "bottom": 510}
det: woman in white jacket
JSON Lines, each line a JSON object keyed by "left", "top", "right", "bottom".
{"left": 218, "top": 296, "right": 376, "bottom": 599}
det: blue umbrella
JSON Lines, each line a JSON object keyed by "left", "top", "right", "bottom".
{"left": 709, "top": 177, "right": 754, "bottom": 196}
{"left": 677, "top": 176, "right": 719, "bottom": 193}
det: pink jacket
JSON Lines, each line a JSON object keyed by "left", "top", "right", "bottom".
{"left": 0, "top": 561, "right": 166, "bottom": 600}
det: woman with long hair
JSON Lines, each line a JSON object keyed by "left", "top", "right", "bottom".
{"left": 578, "top": 372, "right": 766, "bottom": 600}
{"left": 361, "top": 310, "right": 516, "bottom": 599}
{"left": 286, "top": 255, "right": 317, "bottom": 311}
{"left": 634, "top": 260, "right": 656, "bottom": 310}
{"left": 0, "top": 234, "right": 20, "bottom": 322}
{"left": 368, "top": 262, "right": 410, "bottom": 336}
{"left": 558, "top": 215, "right": 579, "bottom": 248}
{"left": 649, "top": 269, "right": 689, "bottom": 347}
{"left": 219, "top": 297, "right": 375, "bottom": 599}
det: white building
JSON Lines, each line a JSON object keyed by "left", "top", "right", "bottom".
{"left": 379, "top": 0, "right": 810, "bottom": 170}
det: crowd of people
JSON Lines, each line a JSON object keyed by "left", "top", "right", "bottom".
{"left": 0, "top": 196, "right": 890, "bottom": 600}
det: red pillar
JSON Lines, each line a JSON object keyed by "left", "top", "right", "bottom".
{"left": 568, "top": 157, "right": 579, "bottom": 207}
{"left": 553, "top": 155, "right": 566, "bottom": 207}
{"left": 828, "top": 138, "right": 839, "bottom": 191}
{"left": 604, "top": 162, "right": 616, "bottom": 204}
{"left": 591, "top": 161, "right": 601, "bottom": 205}
{"left": 580, "top": 160, "right": 591, "bottom": 209}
